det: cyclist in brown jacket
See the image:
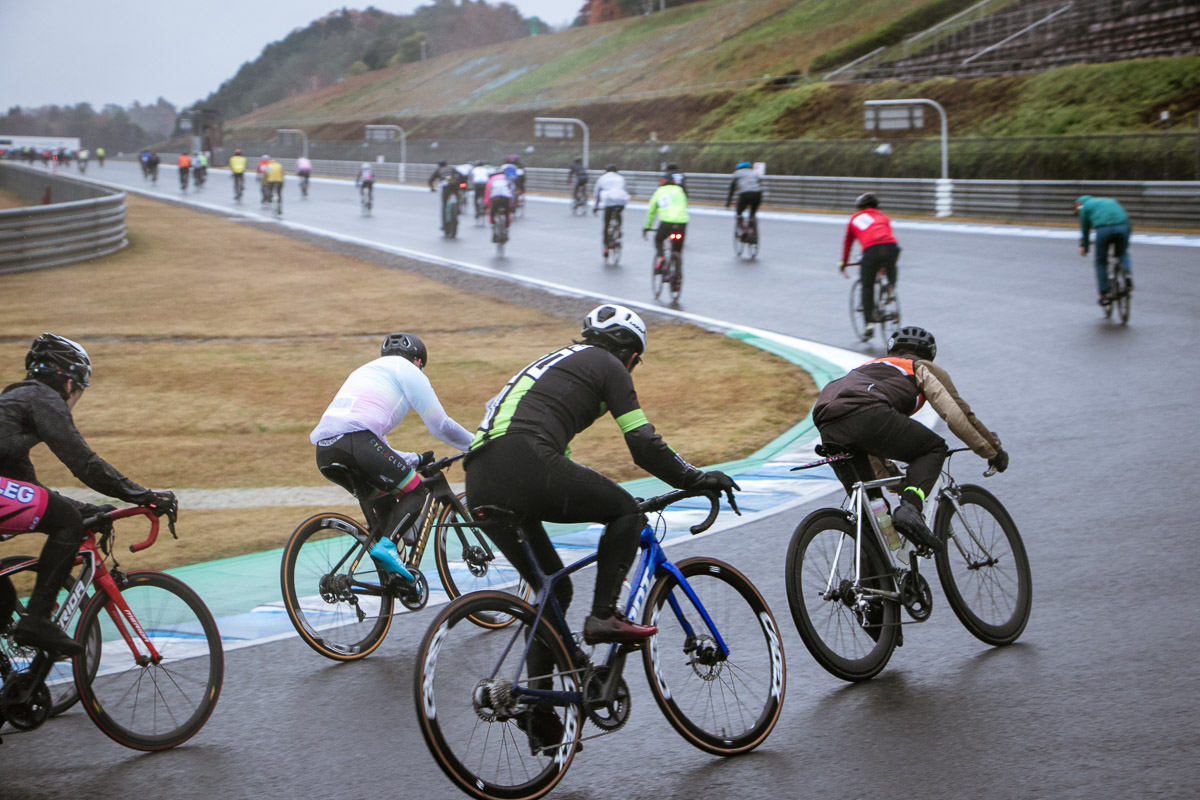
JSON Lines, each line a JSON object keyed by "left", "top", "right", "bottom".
{"left": 811, "top": 326, "right": 1008, "bottom": 551}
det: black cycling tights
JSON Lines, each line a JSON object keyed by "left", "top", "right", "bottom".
{"left": 29, "top": 493, "right": 84, "bottom": 617}
{"left": 465, "top": 435, "right": 643, "bottom": 619}
{"left": 817, "top": 406, "right": 948, "bottom": 504}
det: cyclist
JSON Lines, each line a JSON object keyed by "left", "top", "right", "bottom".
{"left": 229, "top": 149, "right": 247, "bottom": 198}
{"left": 465, "top": 303, "right": 737, "bottom": 652}
{"left": 263, "top": 156, "right": 284, "bottom": 208}
{"left": 0, "top": 334, "right": 176, "bottom": 655}
{"left": 95, "top": 146, "right": 105, "bottom": 167}
{"left": 1075, "top": 195, "right": 1133, "bottom": 306}
{"left": 839, "top": 192, "right": 900, "bottom": 340}
{"left": 567, "top": 156, "right": 587, "bottom": 203}
{"left": 593, "top": 163, "right": 630, "bottom": 256}
{"left": 469, "top": 160, "right": 491, "bottom": 216}
{"left": 483, "top": 166, "right": 515, "bottom": 241}
{"left": 811, "top": 326, "right": 1008, "bottom": 552}
{"left": 77, "top": 149, "right": 89, "bottom": 173}
{"left": 139, "top": 149, "right": 151, "bottom": 178}
{"left": 503, "top": 154, "right": 526, "bottom": 195}
{"left": 355, "top": 162, "right": 375, "bottom": 207}
{"left": 428, "top": 160, "right": 459, "bottom": 232}
{"left": 310, "top": 334, "right": 474, "bottom": 578}
{"left": 643, "top": 172, "right": 688, "bottom": 273}
{"left": 256, "top": 154, "right": 270, "bottom": 201}
{"left": 296, "top": 155, "right": 313, "bottom": 194}
{"left": 725, "top": 160, "right": 762, "bottom": 237}
{"left": 177, "top": 152, "right": 191, "bottom": 190}
{"left": 192, "top": 151, "right": 207, "bottom": 188}
{"left": 147, "top": 151, "right": 159, "bottom": 182}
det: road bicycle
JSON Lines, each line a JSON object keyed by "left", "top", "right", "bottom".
{"left": 0, "top": 504, "right": 224, "bottom": 749}
{"left": 474, "top": 190, "right": 486, "bottom": 226}
{"left": 785, "top": 446, "right": 1031, "bottom": 682}
{"left": 280, "top": 453, "right": 527, "bottom": 662}
{"left": 299, "top": 172, "right": 310, "bottom": 198}
{"left": 733, "top": 214, "right": 759, "bottom": 260}
{"left": 193, "top": 167, "right": 206, "bottom": 190}
{"left": 179, "top": 167, "right": 189, "bottom": 192}
{"left": 651, "top": 227, "right": 685, "bottom": 302}
{"left": 359, "top": 181, "right": 373, "bottom": 215}
{"left": 571, "top": 181, "right": 588, "bottom": 216}
{"left": 1101, "top": 243, "right": 1132, "bottom": 325}
{"left": 847, "top": 260, "right": 900, "bottom": 347}
{"left": 441, "top": 180, "right": 463, "bottom": 238}
{"left": 492, "top": 205, "right": 510, "bottom": 257}
{"left": 269, "top": 182, "right": 283, "bottom": 217}
{"left": 602, "top": 207, "right": 623, "bottom": 266}
{"left": 413, "top": 488, "right": 785, "bottom": 800}
{"left": 232, "top": 172, "right": 244, "bottom": 202}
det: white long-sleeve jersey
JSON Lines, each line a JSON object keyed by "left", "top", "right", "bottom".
{"left": 310, "top": 356, "right": 473, "bottom": 465}
{"left": 593, "top": 171, "right": 630, "bottom": 207}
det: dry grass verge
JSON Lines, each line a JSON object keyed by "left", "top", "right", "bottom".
{"left": 0, "top": 194, "right": 815, "bottom": 570}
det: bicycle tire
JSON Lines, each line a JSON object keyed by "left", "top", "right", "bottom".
{"left": 0, "top": 558, "right": 100, "bottom": 717}
{"left": 642, "top": 557, "right": 785, "bottom": 755}
{"left": 784, "top": 509, "right": 899, "bottom": 682}
{"left": 280, "top": 512, "right": 395, "bottom": 661}
{"left": 432, "top": 493, "right": 527, "bottom": 629}
{"left": 668, "top": 252, "right": 683, "bottom": 301}
{"left": 413, "top": 590, "right": 581, "bottom": 800}
{"left": 651, "top": 255, "right": 666, "bottom": 298}
{"left": 848, "top": 279, "right": 867, "bottom": 341}
{"left": 74, "top": 571, "right": 223, "bottom": 750}
{"left": 933, "top": 485, "right": 1032, "bottom": 646}
{"left": 1112, "top": 267, "right": 1131, "bottom": 325}
{"left": 733, "top": 222, "right": 745, "bottom": 257}
{"left": 446, "top": 198, "right": 459, "bottom": 238}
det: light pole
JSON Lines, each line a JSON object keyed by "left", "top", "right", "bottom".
{"left": 365, "top": 124, "right": 407, "bottom": 182}
{"left": 864, "top": 98, "right": 950, "bottom": 216}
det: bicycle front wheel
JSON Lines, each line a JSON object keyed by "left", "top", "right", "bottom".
{"left": 848, "top": 279, "right": 866, "bottom": 341}
{"left": 414, "top": 591, "right": 582, "bottom": 800}
{"left": 642, "top": 557, "right": 785, "bottom": 755}
{"left": 934, "top": 485, "right": 1032, "bottom": 646}
{"left": 433, "top": 494, "right": 527, "bottom": 629}
{"left": 75, "top": 571, "right": 223, "bottom": 750}
{"left": 785, "top": 510, "right": 899, "bottom": 682}
{"left": 281, "top": 513, "right": 395, "bottom": 661}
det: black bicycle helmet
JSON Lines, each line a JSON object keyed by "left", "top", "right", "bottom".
{"left": 25, "top": 333, "right": 92, "bottom": 387}
{"left": 381, "top": 332, "right": 428, "bottom": 368}
{"left": 887, "top": 326, "right": 936, "bottom": 361}
{"left": 605, "top": 163, "right": 618, "bottom": 172}
{"left": 855, "top": 192, "right": 879, "bottom": 210}
{"left": 581, "top": 304, "right": 646, "bottom": 355}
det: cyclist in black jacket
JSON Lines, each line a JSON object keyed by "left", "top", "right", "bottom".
{"left": 0, "top": 334, "right": 175, "bottom": 654}
{"left": 466, "top": 304, "right": 737, "bottom": 644}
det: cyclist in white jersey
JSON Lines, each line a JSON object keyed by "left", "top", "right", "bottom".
{"left": 593, "top": 164, "right": 631, "bottom": 256}
{"left": 310, "top": 333, "right": 473, "bottom": 579}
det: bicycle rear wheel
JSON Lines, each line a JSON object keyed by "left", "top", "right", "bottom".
{"left": 280, "top": 512, "right": 395, "bottom": 661}
{"left": 733, "top": 222, "right": 745, "bottom": 256}
{"left": 785, "top": 510, "right": 899, "bottom": 682}
{"left": 668, "top": 252, "right": 683, "bottom": 301}
{"left": 934, "top": 486, "right": 1032, "bottom": 646}
{"left": 1112, "top": 268, "right": 1131, "bottom": 325}
{"left": 651, "top": 255, "right": 666, "bottom": 298}
{"left": 433, "top": 493, "right": 527, "bottom": 629}
{"left": 75, "top": 571, "right": 223, "bottom": 750}
{"left": 642, "top": 557, "right": 785, "bottom": 755}
{"left": 414, "top": 591, "right": 581, "bottom": 800}
{"left": 848, "top": 279, "right": 867, "bottom": 341}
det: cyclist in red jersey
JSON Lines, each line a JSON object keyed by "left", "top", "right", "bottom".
{"left": 839, "top": 192, "right": 900, "bottom": 339}
{"left": 0, "top": 335, "right": 175, "bottom": 654}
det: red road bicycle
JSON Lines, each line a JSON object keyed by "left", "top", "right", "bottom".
{"left": 0, "top": 504, "right": 223, "bottom": 750}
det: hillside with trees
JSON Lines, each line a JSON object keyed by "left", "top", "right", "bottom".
{"left": 0, "top": 98, "right": 177, "bottom": 152}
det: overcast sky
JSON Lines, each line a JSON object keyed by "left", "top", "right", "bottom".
{"left": 0, "top": 0, "right": 578, "bottom": 112}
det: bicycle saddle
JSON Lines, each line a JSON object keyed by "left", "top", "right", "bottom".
{"left": 470, "top": 505, "right": 521, "bottom": 524}
{"left": 815, "top": 443, "right": 854, "bottom": 459}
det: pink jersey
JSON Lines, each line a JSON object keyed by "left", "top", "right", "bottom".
{"left": 0, "top": 477, "right": 49, "bottom": 535}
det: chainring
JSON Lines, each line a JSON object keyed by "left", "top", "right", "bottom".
{"left": 900, "top": 570, "right": 933, "bottom": 622}
{"left": 0, "top": 672, "right": 51, "bottom": 731}
{"left": 582, "top": 666, "right": 631, "bottom": 732}
{"left": 399, "top": 569, "right": 429, "bottom": 612}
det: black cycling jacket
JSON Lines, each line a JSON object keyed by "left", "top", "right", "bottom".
{"left": 470, "top": 345, "right": 699, "bottom": 487}
{"left": 0, "top": 380, "right": 149, "bottom": 506}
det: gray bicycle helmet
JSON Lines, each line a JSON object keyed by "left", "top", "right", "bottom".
{"left": 887, "top": 326, "right": 936, "bottom": 361}
{"left": 855, "top": 192, "right": 879, "bottom": 210}
{"left": 381, "top": 332, "right": 428, "bottom": 368}
{"left": 25, "top": 333, "right": 92, "bottom": 387}
{"left": 581, "top": 304, "right": 646, "bottom": 355}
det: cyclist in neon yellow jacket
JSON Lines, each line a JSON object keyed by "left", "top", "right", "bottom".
{"left": 643, "top": 175, "right": 689, "bottom": 271}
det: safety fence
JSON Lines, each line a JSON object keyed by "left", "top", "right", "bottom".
{"left": 0, "top": 163, "right": 128, "bottom": 274}
{"left": 253, "top": 158, "right": 1198, "bottom": 227}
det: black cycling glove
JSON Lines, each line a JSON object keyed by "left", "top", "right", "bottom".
{"left": 417, "top": 451, "right": 435, "bottom": 468}
{"left": 685, "top": 470, "right": 741, "bottom": 494}
{"left": 988, "top": 450, "right": 1010, "bottom": 473}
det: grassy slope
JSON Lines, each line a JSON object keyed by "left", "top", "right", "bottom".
{"left": 224, "top": 0, "right": 1200, "bottom": 144}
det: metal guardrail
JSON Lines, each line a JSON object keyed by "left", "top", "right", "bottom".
{"left": 0, "top": 163, "right": 128, "bottom": 274}
{"left": 269, "top": 159, "right": 1197, "bottom": 227}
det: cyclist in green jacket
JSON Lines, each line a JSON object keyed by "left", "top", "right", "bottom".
{"left": 1075, "top": 195, "right": 1133, "bottom": 306}
{"left": 643, "top": 175, "right": 689, "bottom": 273}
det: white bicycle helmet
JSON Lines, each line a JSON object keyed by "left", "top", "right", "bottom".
{"left": 582, "top": 304, "right": 647, "bottom": 354}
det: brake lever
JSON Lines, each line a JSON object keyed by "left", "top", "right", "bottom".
{"left": 725, "top": 489, "right": 741, "bottom": 516}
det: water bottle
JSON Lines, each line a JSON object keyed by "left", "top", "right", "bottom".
{"left": 870, "top": 497, "right": 903, "bottom": 552}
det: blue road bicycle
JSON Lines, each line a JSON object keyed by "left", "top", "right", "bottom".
{"left": 413, "top": 488, "right": 786, "bottom": 800}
